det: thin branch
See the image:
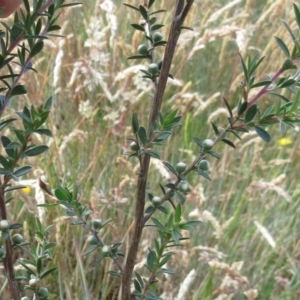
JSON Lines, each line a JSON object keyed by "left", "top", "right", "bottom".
{"left": 121, "top": 1, "right": 194, "bottom": 299}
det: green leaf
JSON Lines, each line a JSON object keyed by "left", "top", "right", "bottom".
{"left": 135, "top": 272, "right": 144, "bottom": 288}
{"left": 24, "top": 145, "right": 48, "bottom": 157}
{"left": 0, "top": 155, "right": 10, "bottom": 169}
{"left": 192, "top": 136, "right": 203, "bottom": 148}
{"left": 175, "top": 191, "right": 185, "bottom": 205}
{"left": 9, "top": 223, "right": 22, "bottom": 229}
{"left": 30, "top": 41, "right": 44, "bottom": 58}
{"left": 139, "top": 5, "right": 148, "bottom": 21}
{"left": 251, "top": 80, "right": 272, "bottom": 88}
{"left": 0, "top": 118, "right": 16, "bottom": 131}
{"left": 269, "top": 92, "right": 290, "bottom": 103}
{"left": 282, "top": 20, "right": 297, "bottom": 43}
{"left": 13, "top": 166, "right": 32, "bottom": 177}
{"left": 149, "top": 9, "right": 166, "bottom": 16}
{"left": 278, "top": 78, "right": 296, "bottom": 88}
{"left": 274, "top": 36, "right": 290, "bottom": 58}
{"left": 223, "top": 97, "right": 233, "bottom": 118}
{"left": 148, "top": 0, "right": 155, "bottom": 9}
{"left": 179, "top": 26, "right": 194, "bottom": 31}
{"left": 34, "top": 129, "right": 52, "bottom": 137}
{"left": 145, "top": 205, "right": 155, "bottom": 214}
{"left": 131, "top": 23, "right": 145, "bottom": 32}
{"left": 5, "top": 185, "right": 27, "bottom": 193}
{"left": 221, "top": 138, "right": 235, "bottom": 148}
{"left": 293, "top": 3, "right": 300, "bottom": 29}
{"left": 145, "top": 150, "right": 160, "bottom": 159}
{"left": 83, "top": 245, "right": 99, "bottom": 256}
{"left": 281, "top": 58, "right": 297, "bottom": 71}
{"left": 152, "top": 218, "right": 165, "bottom": 231}
{"left": 238, "top": 101, "right": 248, "bottom": 115}
{"left": 138, "top": 126, "right": 147, "bottom": 145}
{"left": 37, "top": 203, "right": 59, "bottom": 208}
{"left": 254, "top": 126, "right": 271, "bottom": 142}
{"left": 207, "top": 150, "right": 221, "bottom": 159}
{"left": 151, "top": 24, "right": 164, "bottom": 31}
{"left": 279, "top": 121, "right": 286, "bottom": 134}
{"left": 211, "top": 122, "right": 219, "bottom": 135}
{"left": 239, "top": 53, "right": 248, "bottom": 82}
{"left": 162, "top": 161, "right": 177, "bottom": 176}
{"left": 123, "top": 3, "right": 139, "bottom": 11}
{"left": 156, "top": 205, "right": 167, "bottom": 214}
{"left": 134, "top": 279, "right": 142, "bottom": 292}
{"left": 55, "top": 187, "right": 72, "bottom": 201}
{"left": 107, "top": 271, "right": 122, "bottom": 277}
{"left": 175, "top": 205, "right": 181, "bottom": 223}
{"left": 131, "top": 113, "right": 139, "bottom": 134}
{"left": 40, "top": 267, "right": 57, "bottom": 279}
{"left": 245, "top": 104, "right": 258, "bottom": 123}
{"left": 197, "top": 169, "right": 211, "bottom": 181}
{"left": 10, "top": 85, "right": 27, "bottom": 96}
{"left": 290, "top": 90, "right": 300, "bottom": 112}
{"left": 18, "top": 260, "right": 36, "bottom": 275}
{"left": 0, "top": 168, "right": 10, "bottom": 175}
{"left": 172, "top": 228, "right": 181, "bottom": 244}
{"left": 161, "top": 268, "right": 175, "bottom": 274}
{"left": 146, "top": 249, "right": 156, "bottom": 271}
{"left": 229, "top": 129, "right": 241, "bottom": 140}
{"left": 153, "top": 41, "right": 167, "bottom": 47}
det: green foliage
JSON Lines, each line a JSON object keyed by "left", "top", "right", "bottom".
{"left": 1, "top": 0, "right": 300, "bottom": 299}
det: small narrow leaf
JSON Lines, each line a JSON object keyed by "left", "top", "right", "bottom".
{"left": 55, "top": 187, "right": 72, "bottom": 201}
{"left": 40, "top": 267, "right": 57, "bottom": 279}
{"left": 13, "top": 166, "right": 32, "bottom": 177}
{"left": 24, "top": 145, "right": 48, "bottom": 156}
{"left": 30, "top": 41, "right": 44, "bottom": 58}
{"left": 274, "top": 36, "right": 290, "bottom": 58}
{"left": 108, "top": 271, "right": 122, "bottom": 277}
{"left": 151, "top": 24, "right": 164, "bottom": 31}
{"left": 211, "top": 122, "right": 219, "bottom": 135}
{"left": 138, "top": 126, "right": 147, "bottom": 145}
{"left": 192, "top": 136, "right": 203, "bottom": 148}
{"left": 238, "top": 101, "right": 248, "bottom": 115}
{"left": 281, "top": 58, "right": 297, "bottom": 71}
{"left": 207, "top": 150, "right": 221, "bottom": 159}
{"left": 123, "top": 3, "right": 139, "bottom": 11}
{"left": 223, "top": 97, "right": 233, "bottom": 118}
{"left": 222, "top": 138, "right": 236, "bottom": 148}
{"left": 251, "top": 80, "right": 272, "bottom": 88}
{"left": 148, "top": 0, "right": 155, "bottom": 9}
{"left": 293, "top": 3, "right": 300, "bottom": 29}
{"left": 139, "top": 5, "right": 148, "bottom": 20}
{"left": 197, "top": 169, "right": 211, "bottom": 181}
{"left": 145, "top": 150, "right": 160, "bottom": 159}
{"left": 175, "top": 205, "right": 181, "bottom": 223}
{"left": 162, "top": 161, "right": 177, "bottom": 176}
{"left": 180, "top": 26, "right": 194, "bottom": 31}
{"left": 131, "top": 113, "right": 139, "bottom": 134}
{"left": 131, "top": 23, "right": 145, "bottom": 32}
{"left": 239, "top": 53, "right": 248, "bottom": 82}
{"left": 245, "top": 104, "right": 258, "bottom": 123}
{"left": 10, "top": 85, "right": 27, "bottom": 96}
{"left": 254, "top": 126, "right": 271, "bottom": 142}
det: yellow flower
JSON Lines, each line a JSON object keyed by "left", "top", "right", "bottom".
{"left": 22, "top": 186, "right": 31, "bottom": 194}
{"left": 278, "top": 137, "right": 292, "bottom": 147}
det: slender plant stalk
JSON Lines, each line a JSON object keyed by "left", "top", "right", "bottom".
{"left": 121, "top": 1, "right": 194, "bottom": 299}
{"left": 0, "top": 191, "right": 21, "bottom": 300}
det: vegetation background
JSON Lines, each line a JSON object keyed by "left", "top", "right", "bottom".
{"left": 1, "top": 0, "right": 300, "bottom": 299}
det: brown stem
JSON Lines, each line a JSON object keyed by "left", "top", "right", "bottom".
{"left": 0, "top": 190, "right": 21, "bottom": 300}
{"left": 121, "top": 1, "right": 194, "bottom": 299}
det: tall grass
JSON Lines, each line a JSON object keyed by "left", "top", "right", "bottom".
{"left": 1, "top": 0, "right": 299, "bottom": 299}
